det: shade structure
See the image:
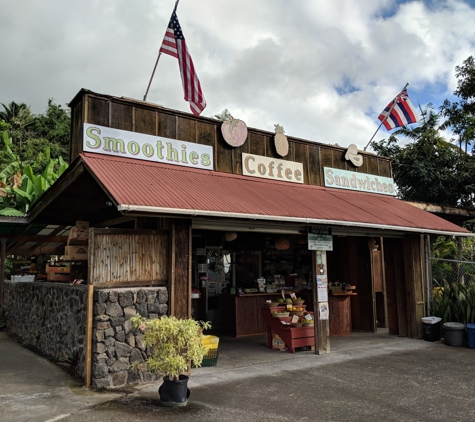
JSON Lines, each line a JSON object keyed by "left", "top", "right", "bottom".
{"left": 81, "top": 153, "right": 470, "bottom": 237}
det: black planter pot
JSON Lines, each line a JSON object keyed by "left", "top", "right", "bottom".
{"left": 158, "top": 375, "right": 191, "bottom": 407}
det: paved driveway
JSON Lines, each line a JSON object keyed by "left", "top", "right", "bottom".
{"left": 1, "top": 331, "right": 474, "bottom": 421}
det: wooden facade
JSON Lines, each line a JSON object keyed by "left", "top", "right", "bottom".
{"left": 69, "top": 89, "right": 392, "bottom": 186}
{"left": 64, "top": 89, "right": 431, "bottom": 342}
{"left": 88, "top": 228, "right": 168, "bottom": 286}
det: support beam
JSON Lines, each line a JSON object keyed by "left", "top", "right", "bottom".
{"left": 0, "top": 238, "right": 6, "bottom": 307}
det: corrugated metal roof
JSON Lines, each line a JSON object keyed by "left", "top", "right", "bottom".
{"left": 81, "top": 153, "right": 470, "bottom": 236}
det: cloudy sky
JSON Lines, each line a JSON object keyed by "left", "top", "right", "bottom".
{"left": 2, "top": 0, "right": 475, "bottom": 150}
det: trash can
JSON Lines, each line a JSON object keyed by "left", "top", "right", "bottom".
{"left": 466, "top": 323, "right": 475, "bottom": 349}
{"left": 443, "top": 322, "right": 465, "bottom": 347}
{"left": 422, "top": 317, "right": 442, "bottom": 342}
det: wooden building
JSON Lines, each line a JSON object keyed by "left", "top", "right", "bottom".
{"left": 1, "top": 89, "right": 471, "bottom": 387}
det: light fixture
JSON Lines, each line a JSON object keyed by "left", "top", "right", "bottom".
{"left": 224, "top": 232, "right": 237, "bottom": 242}
{"left": 275, "top": 236, "right": 290, "bottom": 250}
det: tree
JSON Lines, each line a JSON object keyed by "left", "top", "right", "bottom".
{"left": 440, "top": 56, "right": 475, "bottom": 152}
{"left": 371, "top": 106, "right": 475, "bottom": 208}
{"left": 0, "top": 99, "right": 70, "bottom": 174}
{"left": 0, "top": 98, "right": 70, "bottom": 215}
{"left": 0, "top": 101, "right": 36, "bottom": 165}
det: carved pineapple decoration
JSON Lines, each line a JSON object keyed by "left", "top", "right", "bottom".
{"left": 274, "top": 124, "right": 289, "bottom": 157}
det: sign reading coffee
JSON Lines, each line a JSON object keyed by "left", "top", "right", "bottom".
{"left": 83, "top": 124, "right": 214, "bottom": 170}
{"left": 242, "top": 153, "right": 304, "bottom": 184}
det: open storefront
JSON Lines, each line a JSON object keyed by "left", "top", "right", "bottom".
{"left": 1, "top": 89, "right": 470, "bottom": 387}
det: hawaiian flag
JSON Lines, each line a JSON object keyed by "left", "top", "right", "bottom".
{"left": 378, "top": 90, "right": 419, "bottom": 130}
{"left": 159, "top": 10, "right": 206, "bottom": 116}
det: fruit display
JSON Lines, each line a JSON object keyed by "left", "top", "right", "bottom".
{"left": 272, "top": 311, "right": 290, "bottom": 317}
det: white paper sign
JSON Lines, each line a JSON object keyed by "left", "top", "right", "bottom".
{"left": 319, "top": 302, "right": 329, "bottom": 320}
{"left": 317, "top": 275, "right": 328, "bottom": 302}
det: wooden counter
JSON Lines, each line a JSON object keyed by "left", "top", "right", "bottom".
{"left": 219, "top": 293, "right": 285, "bottom": 337}
{"left": 329, "top": 292, "right": 356, "bottom": 336}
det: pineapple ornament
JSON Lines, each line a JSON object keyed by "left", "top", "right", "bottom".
{"left": 274, "top": 124, "right": 289, "bottom": 157}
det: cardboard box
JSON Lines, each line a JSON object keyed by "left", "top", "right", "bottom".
{"left": 46, "top": 265, "right": 70, "bottom": 273}
{"left": 75, "top": 221, "right": 89, "bottom": 231}
{"left": 64, "top": 246, "right": 88, "bottom": 261}
{"left": 47, "top": 273, "right": 71, "bottom": 282}
{"left": 67, "top": 227, "right": 88, "bottom": 245}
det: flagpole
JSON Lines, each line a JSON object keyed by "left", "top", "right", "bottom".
{"left": 363, "top": 82, "right": 409, "bottom": 151}
{"left": 143, "top": 0, "right": 181, "bottom": 102}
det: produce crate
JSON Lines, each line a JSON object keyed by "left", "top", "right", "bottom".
{"left": 201, "top": 348, "right": 219, "bottom": 367}
{"left": 201, "top": 335, "right": 219, "bottom": 349}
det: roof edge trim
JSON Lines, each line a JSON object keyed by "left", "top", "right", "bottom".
{"left": 117, "top": 204, "right": 473, "bottom": 237}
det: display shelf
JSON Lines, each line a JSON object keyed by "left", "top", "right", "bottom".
{"left": 260, "top": 307, "right": 315, "bottom": 353}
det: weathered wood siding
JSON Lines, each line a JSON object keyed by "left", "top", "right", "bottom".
{"left": 169, "top": 219, "right": 192, "bottom": 319}
{"left": 89, "top": 229, "right": 168, "bottom": 286}
{"left": 69, "top": 90, "right": 393, "bottom": 182}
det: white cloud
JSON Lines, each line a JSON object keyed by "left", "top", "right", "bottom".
{"left": 1, "top": 0, "right": 475, "bottom": 150}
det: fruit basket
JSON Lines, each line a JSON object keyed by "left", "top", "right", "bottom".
{"left": 265, "top": 301, "right": 279, "bottom": 307}
{"left": 292, "top": 299, "right": 305, "bottom": 306}
{"left": 278, "top": 316, "right": 293, "bottom": 324}
{"left": 290, "top": 310, "right": 304, "bottom": 316}
{"left": 272, "top": 311, "right": 290, "bottom": 317}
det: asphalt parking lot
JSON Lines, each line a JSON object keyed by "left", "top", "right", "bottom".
{"left": 1, "top": 330, "right": 474, "bottom": 422}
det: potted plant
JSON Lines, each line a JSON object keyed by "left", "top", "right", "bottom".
{"left": 131, "top": 315, "right": 211, "bottom": 407}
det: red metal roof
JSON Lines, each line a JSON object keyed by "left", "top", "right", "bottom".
{"left": 81, "top": 153, "right": 469, "bottom": 236}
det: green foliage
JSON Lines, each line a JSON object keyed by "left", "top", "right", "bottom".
{"left": 440, "top": 56, "right": 475, "bottom": 152}
{"left": 431, "top": 279, "right": 475, "bottom": 325}
{"left": 0, "top": 131, "right": 68, "bottom": 215}
{"left": 371, "top": 106, "right": 475, "bottom": 208}
{"left": 0, "top": 99, "right": 70, "bottom": 172}
{"left": 131, "top": 315, "right": 211, "bottom": 381}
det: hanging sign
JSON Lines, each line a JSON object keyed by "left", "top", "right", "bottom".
{"left": 83, "top": 123, "right": 214, "bottom": 170}
{"left": 308, "top": 233, "right": 333, "bottom": 251}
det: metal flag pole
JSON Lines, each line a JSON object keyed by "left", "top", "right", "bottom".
{"left": 143, "top": 0, "right": 180, "bottom": 102}
{"left": 363, "top": 82, "right": 409, "bottom": 151}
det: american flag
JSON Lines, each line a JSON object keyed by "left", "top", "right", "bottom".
{"left": 378, "top": 90, "right": 418, "bottom": 130}
{"left": 160, "top": 11, "right": 206, "bottom": 116}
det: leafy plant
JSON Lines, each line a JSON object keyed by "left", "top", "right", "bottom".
{"left": 0, "top": 129, "right": 68, "bottom": 216}
{"left": 431, "top": 279, "right": 475, "bottom": 325}
{"left": 131, "top": 315, "right": 211, "bottom": 381}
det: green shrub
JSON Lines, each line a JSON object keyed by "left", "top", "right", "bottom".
{"left": 431, "top": 279, "right": 475, "bottom": 325}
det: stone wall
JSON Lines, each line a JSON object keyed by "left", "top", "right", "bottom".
{"left": 3, "top": 281, "right": 87, "bottom": 377}
{"left": 92, "top": 287, "right": 168, "bottom": 388}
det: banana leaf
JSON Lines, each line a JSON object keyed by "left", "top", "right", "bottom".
{"left": 0, "top": 207, "right": 26, "bottom": 216}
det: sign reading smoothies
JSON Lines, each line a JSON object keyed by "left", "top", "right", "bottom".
{"left": 83, "top": 123, "right": 213, "bottom": 170}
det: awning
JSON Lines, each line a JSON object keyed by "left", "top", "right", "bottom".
{"left": 81, "top": 153, "right": 470, "bottom": 237}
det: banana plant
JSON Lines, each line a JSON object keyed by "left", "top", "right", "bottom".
{"left": 0, "top": 129, "right": 68, "bottom": 216}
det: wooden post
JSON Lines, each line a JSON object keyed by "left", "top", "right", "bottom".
{"left": 85, "top": 283, "right": 94, "bottom": 387}
{"left": 169, "top": 223, "right": 176, "bottom": 316}
{"left": 313, "top": 250, "right": 330, "bottom": 354}
{"left": 0, "top": 238, "right": 6, "bottom": 307}
{"left": 187, "top": 225, "right": 192, "bottom": 318}
{"left": 85, "top": 227, "right": 94, "bottom": 387}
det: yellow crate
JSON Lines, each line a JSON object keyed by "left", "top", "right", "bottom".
{"left": 201, "top": 335, "right": 219, "bottom": 349}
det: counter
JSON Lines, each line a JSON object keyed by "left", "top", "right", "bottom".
{"left": 219, "top": 293, "right": 287, "bottom": 337}
{"left": 329, "top": 292, "right": 356, "bottom": 336}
